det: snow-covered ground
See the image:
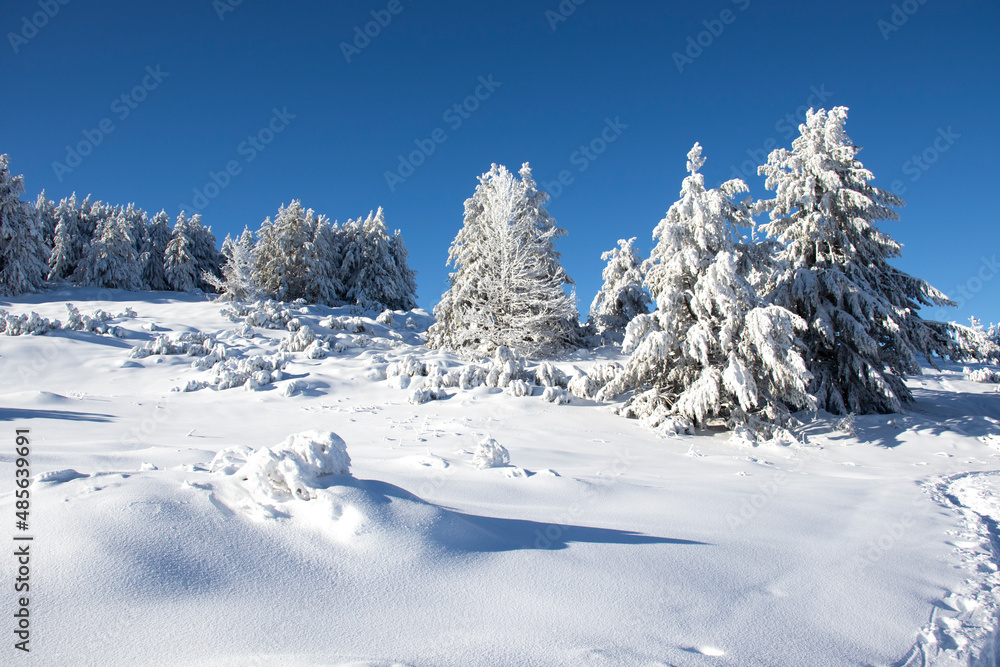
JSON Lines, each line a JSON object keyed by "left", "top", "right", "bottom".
{"left": 2, "top": 288, "right": 999, "bottom": 666}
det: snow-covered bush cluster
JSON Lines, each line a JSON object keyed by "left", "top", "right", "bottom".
{"left": 965, "top": 367, "right": 1000, "bottom": 384}
{"left": 129, "top": 331, "right": 222, "bottom": 360}
{"left": 947, "top": 319, "right": 1000, "bottom": 364}
{"left": 211, "top": 431, "right": 351, "bottom": 501}
{"left": 0, "top": 302, "right": 133, "bottom": 337}
{"left": 222, "top": 299, "right": 295, "bottom": 330}
{"left": 472, "top": 438, "right": 510, "bottom": 469}
{"left": 0, "top": 310, "right": 57, "bottom": 336}
{"left": 320, "top": 315, "right": 369, "bottom": 334}
{"left": 208, "top": 353, "right": 289, "bottom": 391}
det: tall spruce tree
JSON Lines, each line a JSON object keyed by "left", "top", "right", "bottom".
{"left": 758, "top": 107, "right": 953, "bottom": 414}
{"left": 0, "top": 155, "right": 47, "bottom": 296}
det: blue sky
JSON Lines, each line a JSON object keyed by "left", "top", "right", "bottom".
{"left": 1, "top": 0, "right": 997, "bottom": 324}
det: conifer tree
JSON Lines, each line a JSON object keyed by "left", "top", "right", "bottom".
{"left": 758, "top": 107, "right": 953, "bottom": 414}
{"left": 140, "top": 210, "right": 172, "bottom": 290}
{"left": 76, "top": 208, "right": 143, "bottom": 290}
{"left": 597, "top": 144, "right": 814, "bottom": 437}
{"left": 0, "top": 155, "right": 47, "bottom": 296}
{"left": 164, "top": 212, "right": 198, "bottom": 291}
{"left": 588, "top": 237, "right": 649, "bottom": 336}
{"left": 428, "top": 163, "right": 579, "bottom": 358}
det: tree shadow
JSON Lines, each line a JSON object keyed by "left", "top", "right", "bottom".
{"left": 0, "top": 408, "right": 114, "bottom": 422}
{"left": 327, "top": 477, "right": 711, "bottom": 553}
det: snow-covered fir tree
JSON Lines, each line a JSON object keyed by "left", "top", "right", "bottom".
{"left": 0, "top": 154, "right": 48, "bottom": 296}
{"left": 253, "top": 200, "right": 319, "bottom": 302}
{"left": 308, "top": 217, "right": 346, "bottom": 306}
{"left": 34, "top": 190, "right": 57, "bottom": 249}
{"left": 163, "top": 212, "right": 198, "bottom": 291}
{"left": 75, "top": 208, "right": 143, "bottom": 290}
{"left": 48, "top": 194, "right": 85, "bottom": 281}
{"left": 140, "top": 210, "right": 172, "bottom": 290}
{"left": 588, "top": 237, "right": 649, "bottom": 336}
{"left": 427, "top": 163, "right": 580, "bottom": 359}
{"left": 185, "top": 213, "right": 221, "bottom": 291}
{"left": 758, "top": 106, "right": 953, "bottom": 414}
{"left": 340, "top": 208, "right": 417, "bottom": 311}
{"left": 597, "top": 144, "right": 814, "bottom": 437}
{"left": 206, "top": 227, "right": 262, "bottom": 301}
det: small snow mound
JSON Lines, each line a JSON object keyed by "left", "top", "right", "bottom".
{"left": 209, "top": 445, "right": 254, "bottom": 474}
{"left": 472, "top": 438, "right": 510, "bottom": 469}
{"left": 34, "top": 469, "right": 88, "bottom": 484}
{"left": 237, "top": 431, "right": 351, "bottom": 500}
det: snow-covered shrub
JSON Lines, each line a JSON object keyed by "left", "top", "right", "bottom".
{"left": 965, "top": 367, "right": 1000, "bottom": 383}
{"left": 281, "top": 325, "right": 316, "bottom": 353}
{"left": 209, "top": 445, "right": 254, "bottom": 475}
{"left": 211, "top": 353, "right": 288, "bottom": 390}
{"left": 408, "top": 383, "right": 448, "bottom": 405}
{"left": 484, "top": 346, "right": 526, "bottom": 389}
{"left": 304, "top": 340, "right": 329, "bottom": 359}
{"left": 406, "top": 317, "right": 418, "bottom": 331}
{"left": 376, "top": 309, "right": 394, "bottom": 325}
{"left": 505, "top": 379, "right": 532, "bottom": 397}
{"left": 234, "top": 321, "right": 254, "bottom": 338}
{"left": 472, "top": 438, "right": 510, "bottom": 469}
{"left": 281, "top": 379, "right": 306, "bottom": 396}
{"left": 568, "top": 371, "right": 600, "bottom": 400}
{"left": 387, "top": 354, "right": 427, "bottom": 378}
{"left": 222, "top": 299, "right": 293, "bottom": 330}
{"left": 534, "top": 362, "right": 568, "bottom": 388}
{"left": 459, "top": 364, "right": 486, "bottom": 390}
{"left": 237, "top": 431, "right": 351, "bottom": 500}
{"left": 286, "top": 317, "right": 303, "bottom": 332}
{"left": 130, "top": 330, "right": 217, "bottom": 359}
{"left": 1, "top": 311, "right": 57, "bottom": 336}
{"left": 542, "top": 386, "right": 571, "bottom": 404}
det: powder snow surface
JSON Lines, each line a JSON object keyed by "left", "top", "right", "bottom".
{"left": 1, "top": 288, "right": 999, "bottom": 666}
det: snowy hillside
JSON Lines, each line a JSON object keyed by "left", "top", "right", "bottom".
{"left": 2, "top": 288, "right": 999, "bottom": 666}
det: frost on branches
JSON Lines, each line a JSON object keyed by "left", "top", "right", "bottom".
{"left": 207, "top": 227, "right": 262, "bottom": 302}
{"left": 588, "top": 237, "right": 650, "bottom": 337}
{"left": 428, "top": 163, "right": 580, "bottom": 359}
{"left": 75, "top": 208, "right": 143, "bottom": 290}
{"left": 0, "top": 154, "right": 47, "bottom": 296}
{"left": 758, "top": 107, "right": 953, "bottom": 415}
{"left": 598, "top": 144, "right": 814, "bottom": 438}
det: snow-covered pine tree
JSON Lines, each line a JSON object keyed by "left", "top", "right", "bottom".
{"left": 34, "top": 190, "right": 57, "bottom": 249}
{"left": 122, "top": 203, "right": 148, "bottom": 257}
{"left": 341, "top": 208, "right": 417, "bottom": 311}
{"left": 588, "top": 237, "right": 650, "bottom": 336}
{"left": 596, "top": 144, "right": 814, "bottom": 437}
{"left": 76, "top": 207, "right": 143, "bottom": 290}
{"left": 252, "top": 200, "right": 318, "bottom": 302}
{"left": 308, "top": 216, "right": 346, "bottom": 306}
{"left": 163, "top": 212, "right": 198, "bottom": 291}
{"left": 206, "top": 226, "right": 261, "bottom": 301}
{"left": 427, "top": 163, "right": 580, "bottom": 359}
{"left": 140, "top": 210, "right": 172, "bottom": 290}
{"left": 185, "top": 214, "right": 221, "bottom": 291}
{"left": 758, "top": 106, "right": 953, "bottom": 414}
{"left": 0, "top": 155, "right": 48, "bottom": 296}
{"left": 48, "top": 194, "right": 85, "bottom": 281}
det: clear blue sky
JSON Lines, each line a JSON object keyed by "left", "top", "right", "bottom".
{"left": 2, "top": 0, "right": 997, "bottom": 324}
